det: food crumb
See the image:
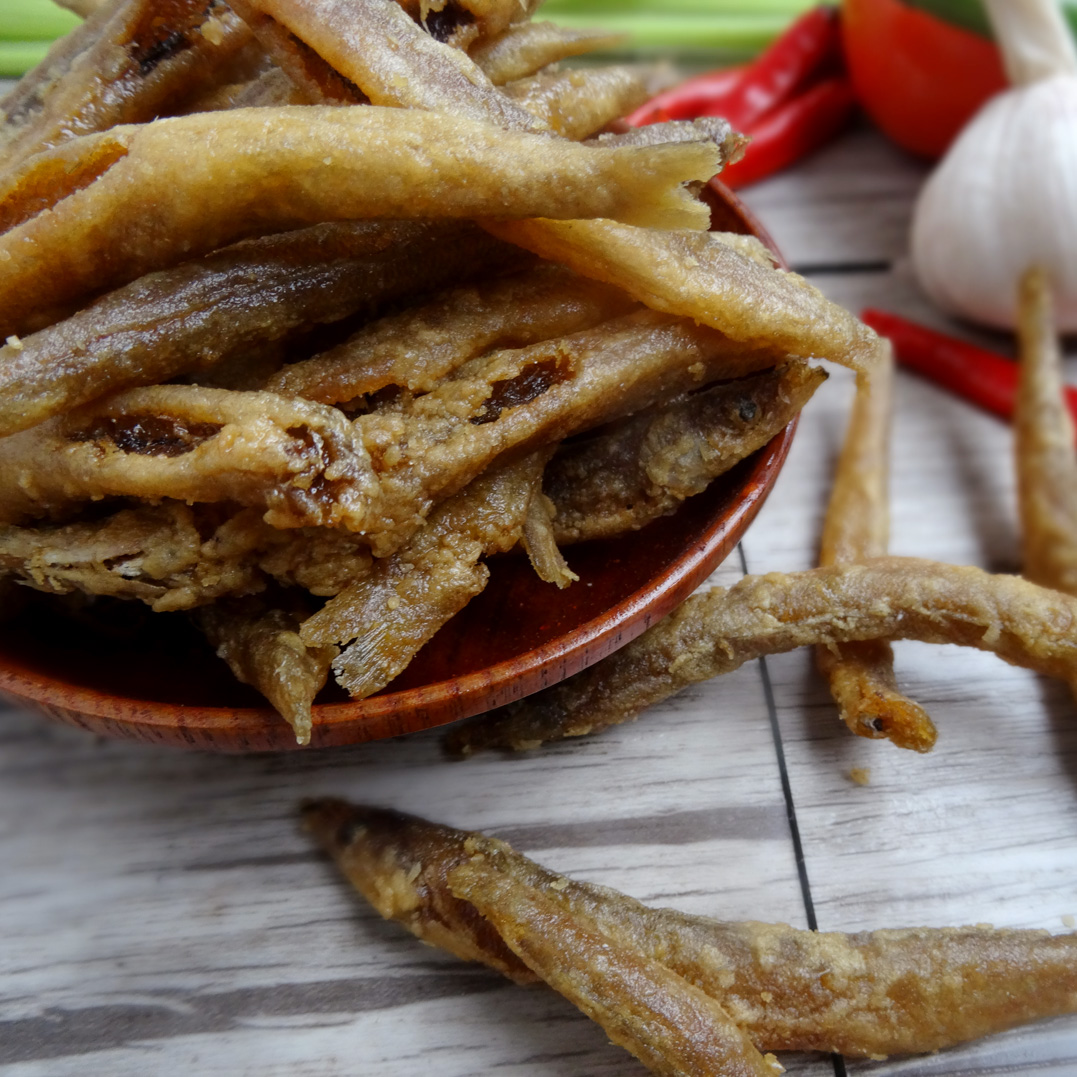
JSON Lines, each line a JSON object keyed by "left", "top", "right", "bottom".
{"left": 848, "top": 767, "right": 871, "bottom": 786}
{"left": 386, "top": 596, "right": 401, "bottom": 610}
{"left": 550, "top": 877, "right": 569, "bottom": 892}
{"left": 760, "top": 990, "right": 773, "bottom": 1003}
{"left": 5, "top": 335, "right": 22, "bottom": 350}
{"left": 199, "top": 16, "right": 225, "bottom": 45}
{"left": 1063, "top": 914, "right": 1075, "bottom": 929}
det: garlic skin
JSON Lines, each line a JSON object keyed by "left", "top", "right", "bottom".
{"left": 910, "top": 74, "right": 1077, "bottom": 332}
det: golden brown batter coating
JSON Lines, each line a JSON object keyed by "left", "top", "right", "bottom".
{"left": 304, "top": 800, "right": 1077, "bottom": 1062}
{"left": 1016, "top": 266, "right": 1077, "bottom": 596}
{"left": 0, "top": 0, "right": 251, "bottom": 182}
{"left": 198, "top": 594, "right": 336, "bottom": 744}
{"left": 226, "top": 0, "right": 366, "bottom": 105}
{"left": 0, "top": 107, "right": 719, "bottom": 338}
{"left": 0, "top": 386, "right": 379, "bottom": 532}
{"left": 455, "top": 863, "right": 783, "bottom": 1077}
{"left": 266, "top": 263, "right": 633, "bottom": 406}
{"left": 545, "top": 361, "right": 825, "bottom": 544}
{"left": 0, "top": 220, "right": 516, "bottom": 437}
{"left": 446, "top": 557, "right": 1077, "bottom": 753}
{"left": 355, "top": 312, "right": 787, "bottom": 555}
{"left": 237, "top": 0, "right": 545, "bottom": 131}
{"left": 816, "top": 354, "right": 937, "bottom": 752}
{"left": 0, "top": 503, "right": 263, "bottom": 611}
{"left": 482, "top": 219, "right": 885, "bottom": 374}
{"left": 0, "top": 503, "right": 377, "bottom": 610}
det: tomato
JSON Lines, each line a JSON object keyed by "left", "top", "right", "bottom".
{"left": 841, "top": 0, "right": 1006, "bottom": 158}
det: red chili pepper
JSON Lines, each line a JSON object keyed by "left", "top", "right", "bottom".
{"left": 715, "top": 5, "right": 843, "bottom": 132}
{"left": 719, "top": 75, "right": 856, "bottom": 189}
{"left": 627, "top": 6, "right": 853, "bottom": 189}
{"left": 861, "top": 308, "right": 1077, "bottom": 427}
{"left": 625, "top": 5, "right": 841, "bottom": 132}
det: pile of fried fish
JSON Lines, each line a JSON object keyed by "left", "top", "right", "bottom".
{"left": 0, "top": 0, "right": 883, "bottom": 742}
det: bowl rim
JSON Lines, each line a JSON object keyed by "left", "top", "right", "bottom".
{"left": 0, "top": 178, "right": 795, "bottom": 752}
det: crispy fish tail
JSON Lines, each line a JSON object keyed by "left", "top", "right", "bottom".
{"left": 301, "top": 454, "right": 546, "bottom": 699}
{"left": 198, "top": 595, "right": 335, "bottom": 745}
{"left": 521, "top": 490, "right": 578, "bottom": 588}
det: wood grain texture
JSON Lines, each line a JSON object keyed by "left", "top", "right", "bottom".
{"left": 1, "top": 116, "right": 1076, "bottom": 1075}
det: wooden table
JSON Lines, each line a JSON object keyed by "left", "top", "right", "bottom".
{"left": 2, "top": 120, "right": 1076, "bottom": 1077}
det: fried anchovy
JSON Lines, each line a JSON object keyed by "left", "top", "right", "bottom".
{"left": 355, "top": 312, "right": 788, "bottom": 556}
{"left": 455, "top": 861, "right": 782, "bottom": 1077}
{"left": 0, "top": 501, "right": 375, "bottom": 610}
{"left": 0, "top": 107, "right": 718, "bottom": 337}
{"left": 1016, "top": 266, "right": 1077, "bottom": 597}
{"left": 482, "top": 218, "right": 885, "bottom": 375}
{"left": 816, "top": 352, "right": 937, "bottom": 753}
{"left": 0, "top": 386, "right": 380, "bottom": 532}
{"left": 235, "top": 0, "right": 545, "bottom": 131}
{"left": 0, "top": 503, "right": 264, "bottom": 612}
{"left": 304, "top": 801, "right": 1077, "bottom": 1061}
{"left": 445, "top": 557, "right": 1077, "bottom": 753}
{"left": 227, "top": 0, "right": 366, "bottom": 105}
{"left": 545, "top": 361, "right": 825, "bottom": 545}
{"left": 0, "top": 220, "right": 519, "bottom": 437}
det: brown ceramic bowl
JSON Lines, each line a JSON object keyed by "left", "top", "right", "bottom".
{"left": 0, "top": 180, "right": 794, "bottom": 752}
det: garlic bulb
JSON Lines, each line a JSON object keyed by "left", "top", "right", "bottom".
{"left": 910, "top": 0, "right": 1077, "bottom": 331}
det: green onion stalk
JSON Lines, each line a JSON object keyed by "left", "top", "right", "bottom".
{"left": 0, "top": 0, "right": 827, "bottom": 78}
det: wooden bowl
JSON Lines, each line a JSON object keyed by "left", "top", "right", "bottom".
{"left": 0, "top": 180, "right": 794, "bottom": 752}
